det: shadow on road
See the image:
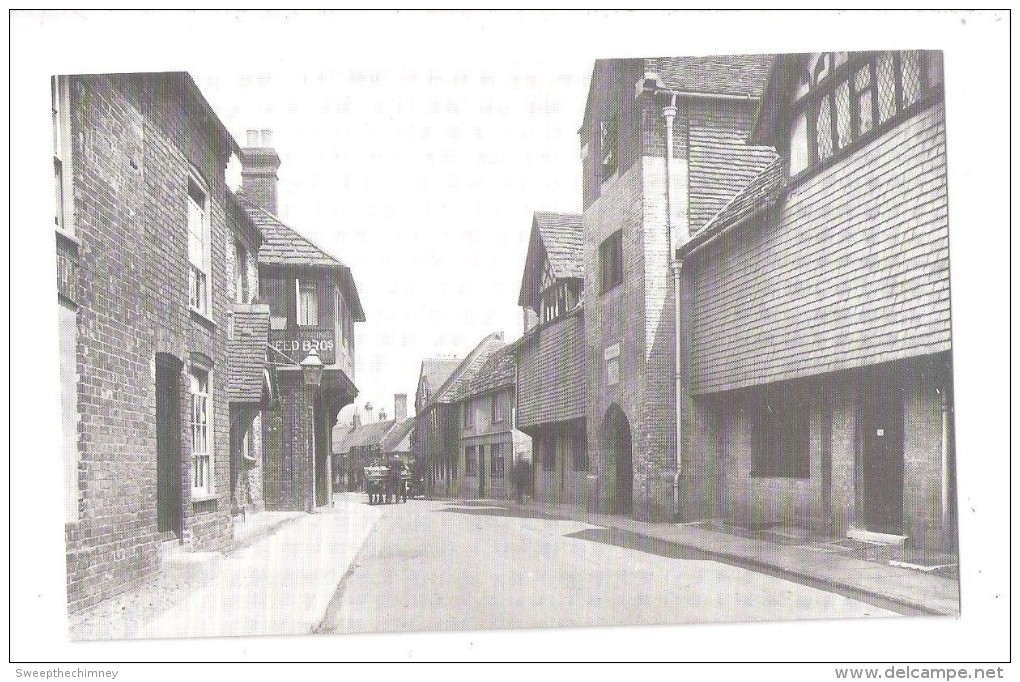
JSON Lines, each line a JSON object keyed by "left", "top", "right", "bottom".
{"left": 434, "top": 503, "right": 565, "bottom": 521}
{"left": 564, "top": 527, "right": 716, "bottom": 562}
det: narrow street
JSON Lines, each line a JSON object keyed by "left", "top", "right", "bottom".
{"left": 318, "top": 496, "right": 901, "bottom": 634}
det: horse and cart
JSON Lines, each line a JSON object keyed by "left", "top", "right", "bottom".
{"left": 364, "top": 463, "right": 410, "bottom": 505}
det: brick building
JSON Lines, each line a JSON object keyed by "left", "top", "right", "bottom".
{"left": 55, "top": 73, "right": 245, "bottom": 612}
{"left": 578, "top": 56, "right": 775, "bottom": 521}
{"left": 676, "top": 51, "right": 955, "bottom": 554}
{"left": 412, "top": 333, "right": 505, "bottom": 497}
{"left": 240, "top": 132, "right": 365, "bottom": 512}
{"left": 514, "top": 212, "right": 589, "bottom": 506}
{"left": 449, "top": 344, "right": 531, "bottom": 501}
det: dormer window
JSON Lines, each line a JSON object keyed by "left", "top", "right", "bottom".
{"left": 789, "top": 50, "right": 944, "bottom": 177}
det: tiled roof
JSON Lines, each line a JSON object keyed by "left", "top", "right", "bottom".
{"left": 688, "top": 127, "right": 779, "bottom": 232}
{"left": 420, "top": 358, "right": 462, "bottom": 401}
{"left": 242, "top": 197, "right": 345, "bottom": 268}
{"left": 333, "top": 419, "right": 395, "bottom": 455}
{"left": 534, "top": 212, "right": 584, "bottom": 280}
{"left": 683, "top": 156, "right": 786, "bottom": 254}
{"left": 645, "top": 54, "right": 774, "bottom": 97}
{"left": 240, "top": 196, "right": 366, "bottom": 322}
{"left": 434, "top": 333, "right": 505, "bottom": 404}
{"left": 226, "top": 304, "right": 270, "bottom": 403}
{"left": 466, "top": 344, "right": 516, "bottom": 397}
{"left": 380, "top": 417, "right": 415, "bottom": 454}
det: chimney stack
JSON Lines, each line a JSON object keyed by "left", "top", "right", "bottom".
{"left": 364, "top": 402, "right": 374, "bottom": 423}
{"left": 241, "top": 129, "right": 281, "bottom": 215}
{"left": 379, "top": 408, "right": 387, "bottom": 421}
{"left": 394, "top": 393, "right": 408, "bottom": 421}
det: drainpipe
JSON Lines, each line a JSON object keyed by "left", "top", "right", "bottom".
{"left": 661, "top": 94, "right": 685, "bottom": 523}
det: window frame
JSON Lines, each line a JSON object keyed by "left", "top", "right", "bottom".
{"left": 52, "top": 76, "right": 74, "bottom": 236}
{"left": 190, "top": 366, "right": 214, "bottom": 497}
{"left": 790, "top": 50, "right": 945, "bottom": 184}
{"left": 233, "top": 240, "right": 248, "bottom": 305}
{"left": 491, "top": 393, "right": 505, "bottom": 423}
{"left": 465, "top": 445, "right": 477, "bottom": 476}
{"left": 463, "top": 401, "right": 474, "bottom": 430}
{"left": 490, "top": 442, "right": 506, "bottom": 479}
{"left": 296, "top": 277, "right": 320, "bottom": 328}
{"left": 599, "top": 230, "right": 624, "bottom": 294}
{"left": 187, "top": 173, "right": 212, "bottom": 317}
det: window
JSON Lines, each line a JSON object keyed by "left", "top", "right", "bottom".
{"left": 188, "top": 177, "right": 211, "bottom": 316}
{"left": 262, "top": 276, "right": 287, "bottom": 330}
{"left": 465, "top": 446, "right": 477, "bottom": 476}
{"left": 52, "top": 76, "right": 73, "bottom": 233}
{"left": 491, "top": 394, "right": 504, "bottom": 423}
{"left": 190, "top": 368, "right": 212, "bottom": 496}
{"left": 751, "top": 382, "right": 810, "bottom": 478}
{"left": 234, "top": 241, "right": 248, "bottom": 304}
{"left": 463, "top": 402, "right": 474, "bottom": 429}
{"left": 297, "top": 278, "right": 319, "bottom": 327}
{"left": 599, "top": 114, "right": 618, "bottom": 181}
{"left": 791, "top": 50, "right": 944, "bottom": 176}
{"left": 600, "top": 231, "right": 623, "bottom": 293}
{"left": 605, "top": 344, "right": 620, "bottom": 387}
{"left": 572, "top": 432, "right": 589, "bottom": 472}
{"left": 491, "top": 443, "right": 506, "bottom": 479}
{"left": 541, "top": 434, "right": 555, "bottom": 472}
{"left": 59, "top": 301, "right": 78, "bottom": 522}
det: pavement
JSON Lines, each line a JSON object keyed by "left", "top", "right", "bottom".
{"left": 69, "top": 497, "right": 383, "bottom": 641}
{"left": 68, "top": 492, "right": 959, "bottom": 641}
{"left": 517, "top": 499, "right": 961, "bottom": 617}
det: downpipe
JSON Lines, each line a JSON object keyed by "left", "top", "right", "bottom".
{"left": 661, "top": 93, "right": 685, "bottom": 522}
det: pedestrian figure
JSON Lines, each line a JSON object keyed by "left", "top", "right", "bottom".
{"left": 513, "top": 458, "right": 530, "bottom": 504}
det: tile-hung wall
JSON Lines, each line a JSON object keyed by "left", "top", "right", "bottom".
{"left": 684, "top": 51, "right": 954, "bottom": 553}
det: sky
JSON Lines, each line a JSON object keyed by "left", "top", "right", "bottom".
{"left": 192, "top": 60, "right": 592, "bottom": 424}
{"left": 8, "top": 8, "right": 1011, "bottom": 667}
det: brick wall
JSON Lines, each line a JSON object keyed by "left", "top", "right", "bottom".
{"left": 63, "top": 74, "right": 236, "bottom": 612}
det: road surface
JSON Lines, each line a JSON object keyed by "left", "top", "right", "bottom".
{"left": 318, "top": 498, "right": 900, "bottom": 634}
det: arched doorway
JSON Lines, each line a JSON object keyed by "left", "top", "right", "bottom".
{"left": 603, "top": 404, "right": 633, "bottom": 515}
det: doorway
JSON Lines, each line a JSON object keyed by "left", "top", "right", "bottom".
{"left": 603, "top": 404, "right": 633, "bottom": 515}
{"left": 858, "top": 367, "right": 905, "bottom": 535}
{"left": 156, "top": 354, "right": 183, "bottom": 538}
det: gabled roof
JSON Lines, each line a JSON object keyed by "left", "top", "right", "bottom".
{"left": 333, "top": 419, "right": 396, "bottom": 455}
{"left": 580, "top": 55, "right": 773, "bottom": 132}
{"left": 240, "top": 196, "right": 366, "bottom": 322}
{"left": 534, "top": 212, "right": 584, "bottom": 279}
{"left": 517, "top": 211, "right": 583, "bottom": 308}
{"left": 380, "top": 417, "right": 415, "bottom": 454}
{"left": 418, "top": 357, "right": 462, "bottom": 405}
{"left": 226, "top": 304, "right": 270, "bottom": 403}
{"left": 465, "top": 344, "right": 517, "bottom": 398}
{"left": 432, "top": 333, "right": 505, "bottom": 405}
{"left": 679, "top": 156, "right": 786, "bottom": 258}
{"left": 644, "top": 55, "right": 774, "bottom": 98}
